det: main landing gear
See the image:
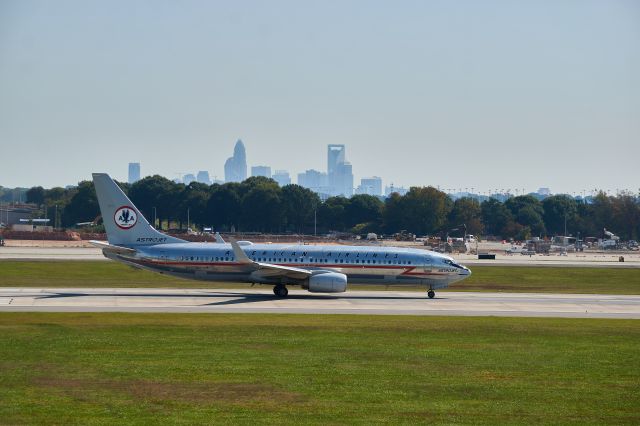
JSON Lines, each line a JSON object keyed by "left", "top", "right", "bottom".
{"left": 273, "top": 284, "right": 289, "bottom": 298}
{"left": 427, "top": 289, "right": 435, "bottom": 299}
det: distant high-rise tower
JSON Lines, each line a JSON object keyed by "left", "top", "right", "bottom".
{"left": 196, "top": 171, "right": 211, "bottom": 185}
{"left": 327, "top": 145, "right": 345, "bottom": 175}
{"left": 357, "top": 177, "right": 382, "bottom": 196}
{"left": 251, "top": 166, "right": 271, "bottom": 178}
{"left": 327, "top": 145, "right": 353, "bottom": 196}
{"left": 128, "top": 163, "right": 140, "bottom": 184}
{"left": 224, "top": 139, "right": 247, "bottom": 182}
{"left": 272, "top": 170, "right": 291, "bottom": 186}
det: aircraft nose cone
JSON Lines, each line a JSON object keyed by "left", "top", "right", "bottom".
{"left": 460, "top": 266, "right": 471, "bottom": 276}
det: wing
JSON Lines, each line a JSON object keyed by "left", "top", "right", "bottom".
{"left": 230, "top": 238, "right": 312, "bottom": 280}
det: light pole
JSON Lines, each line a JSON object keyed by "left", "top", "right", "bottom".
{"left": 187, "top": 208, "right": 190, "bottom": 231}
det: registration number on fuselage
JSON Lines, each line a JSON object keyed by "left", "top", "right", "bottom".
{"left": 438, "top": 268, "right": 457, "bottom": 273}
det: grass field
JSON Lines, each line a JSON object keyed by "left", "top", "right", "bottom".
{"left": 1, "top": 260, "right": 639, "bottom": 294}
{"left": 0, "top": 313, "right": 638, "bottom": 424}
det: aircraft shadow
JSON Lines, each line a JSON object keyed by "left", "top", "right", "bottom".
{"left": 19, "top": 290, "right": 442, "bottom": 306}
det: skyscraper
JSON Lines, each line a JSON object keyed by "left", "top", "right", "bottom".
{"left": 272, "top": 170, "right": 291, "bottom": 186}
{"left": 334, "top": 162, "right": 354, "bottom": 197}
{"left": 183, "top": 174, "right": 196, "bottom": 184}
{"left": 224, "top": 139, "right": 247, "bottom": 183}
{"left": 196, "top": 171, "right": 211, "bottom": 184}
{"left": 327, "top": 144, "right": 353, "bottom": 196}
{"left": 128, "top": 162, "right": 140, "bottom": 184}
{"left": 297, "top": 169, "right": 329, "bottom": 194}
{"left": 251, "top": 166, "right": 271, "bottom": 178}
{"left": 357, "top": 176, "right": 383, "bottom": 196}
{"left": 327, "top": 145, "right": 345, "bottom": 175}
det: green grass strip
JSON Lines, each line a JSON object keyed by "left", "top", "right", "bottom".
{"left": 0, "top": 313, "right": 638, "bottom": 425}
{"left": 1, "top": 260, "right": 639, "bottom": 294}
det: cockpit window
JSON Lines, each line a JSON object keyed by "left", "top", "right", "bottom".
{"left": 443, "top": 259, "right": 464, "bottom": 269}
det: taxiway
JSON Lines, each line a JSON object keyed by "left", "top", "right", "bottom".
{"left": 0, "top": 288, "right": 638, "bottom": 318}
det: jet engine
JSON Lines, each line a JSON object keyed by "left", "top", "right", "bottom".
{"left": 307, "top": 272, "right": 347, "bottom": 293}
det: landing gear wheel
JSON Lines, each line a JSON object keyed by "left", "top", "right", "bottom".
{"left": 273, "top": 285, "right": 288, "bottom": 298}
{"left": 427, "top": 290, "right": 435, "bottom": 299}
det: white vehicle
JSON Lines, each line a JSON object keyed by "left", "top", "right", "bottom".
{"left": 91, "top": 174, "right": 472, "bottom": 299}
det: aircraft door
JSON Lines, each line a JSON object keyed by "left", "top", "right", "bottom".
{"left": 422, "top": 256, "right": 433, "bottom": 273}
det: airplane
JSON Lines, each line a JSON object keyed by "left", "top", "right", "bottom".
{"left": 91, "top": 173, "right": 471, "bottom": 298}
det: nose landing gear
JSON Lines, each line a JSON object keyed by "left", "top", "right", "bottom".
{"left": 273, "top": 284, "right": 288, "bottom": 298}
{"left": 427, "top": 289, "right": 435, "bottom": 299}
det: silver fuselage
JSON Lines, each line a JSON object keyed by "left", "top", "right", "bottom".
{"left": 107, "top": 242, "right": 471, "bottom": 290}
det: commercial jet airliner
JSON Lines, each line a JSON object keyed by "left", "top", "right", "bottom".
{"left": 92, "top": 173, "right": 471, "bottom": 298}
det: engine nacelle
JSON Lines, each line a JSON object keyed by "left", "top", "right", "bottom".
{"left": 307, "top": 272, "right": 347, "bottom": 293}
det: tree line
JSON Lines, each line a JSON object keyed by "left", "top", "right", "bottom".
{"left": 23, "top": 175, "right": 640, "bottom": 240}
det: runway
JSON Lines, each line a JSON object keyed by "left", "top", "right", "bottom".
{"left": 0, "top": 288, "right": 638, "bottom": 318}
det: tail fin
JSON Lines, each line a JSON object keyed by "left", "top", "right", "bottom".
{"left": 92, "top": 173, "right": 185, "bottom": 246}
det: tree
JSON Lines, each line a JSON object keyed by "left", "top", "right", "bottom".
{"left": 448, "top": 197, "right": 483, "bottom": 236}
{"left": 516, "top": 206, "right": 546, "bottom": 237}
{"left": 281, "top": 184, "right": 321, "bottom": 233}
{"left": 542, "top": 195, "right": 578, "bottom": 236}
{"left": 318, "top": 197, "right": 350, "bottom": 232}
{"left": 62, "top": 181, "right": 99, "bottom": 227}
{"left": 610, "top": 194, "right": 640, "bottom": 240}
{"left": 344, "top": 194, "right": 383, "bottom": 232}
{"left": 505, "top": 195, "right": 545, "bottom": 236}
{"left": 241, "top": 185, "right": 282, "bottom": 232}
{"left": 129, "top": 175, "right": 179, "bottom": 228}
{"left": 383, "top": 192, "right": 408, "bottom": 234}
{"left": 178, "top": 182, "right": 210, "bottom": 229}
{"left": 206, "top": 183, "right": 241, "bottom": 231}
{"left": 26, "top": 186, "right": 45, "bottom": 205}
{"left": 400, "top": 187, "right": 452, "bottom": 235}
{"left": 481, "top": 198, "right": 515, "bottom": 237}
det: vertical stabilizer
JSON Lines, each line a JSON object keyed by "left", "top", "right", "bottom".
{"left": 92, "top": 173, "right": 185, "bottom": 246}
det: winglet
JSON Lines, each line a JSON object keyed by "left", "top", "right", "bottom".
{"left": 229, "top": 238, "right": 253, "bottom": 264}
{"left": 215, "top": 232, "right": 225, "bottom": 243}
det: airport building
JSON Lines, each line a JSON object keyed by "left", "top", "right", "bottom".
{"left": 224, "top": 139, "right": 247, "bottom": 183}
{"left": 183, "top": 174, "right": 196, "bottom": 184}
{"left": 128, "top": 162, "right": 140, "bottom": 184}
{"left": 0, "top": 205, "right": 37, "bottom": 227}
{"left": 251, "top": 166, "right": 271, "bottom": 178}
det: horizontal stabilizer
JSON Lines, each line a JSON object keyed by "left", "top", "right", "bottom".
{"left": 89, "top": 240, "right": 137, "bottom": 255}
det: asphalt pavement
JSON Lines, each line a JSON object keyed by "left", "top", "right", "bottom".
{"left": 1, "top": 288, "right": 638, "bottom": 318}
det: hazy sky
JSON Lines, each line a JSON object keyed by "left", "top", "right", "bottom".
{"left": 1, "top": 0, "right": 638, "bottom": 194}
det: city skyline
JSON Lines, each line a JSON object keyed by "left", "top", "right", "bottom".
{"left": 4, "top": 136, "right": 640, "bottom": 198}
{"left": 0, "top": 1, "right": 638, "bottom": 192}
{"left": 125, "top": 140, "right": 631, "bottom": 199}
